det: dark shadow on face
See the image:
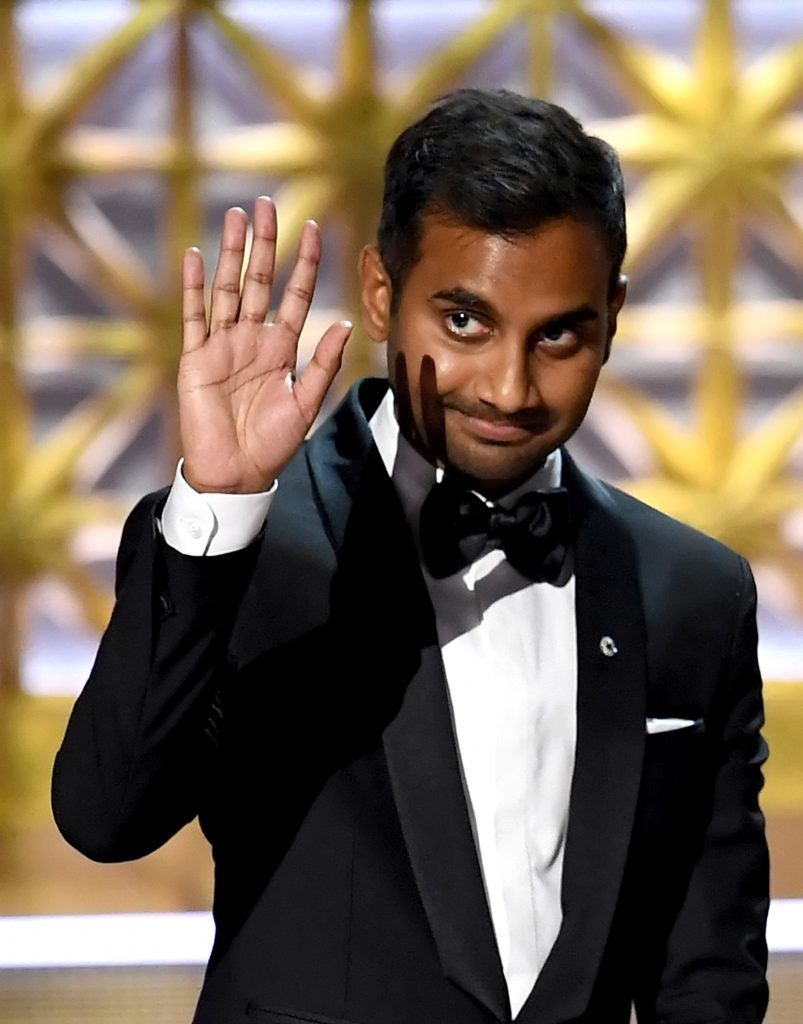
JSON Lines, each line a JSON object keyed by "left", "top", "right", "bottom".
{"left": 419, "top": 354, "right": 446, "bottom": 465}
{"left": 392, "top": 350, "right": 447, "bottom": 471}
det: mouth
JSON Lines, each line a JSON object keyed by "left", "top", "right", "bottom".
{"left": 454, "top": 410, "right": 541, "bottom": 444}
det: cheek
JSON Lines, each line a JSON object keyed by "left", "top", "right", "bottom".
{"left": 387, "top": 322, "right": 467, "bottom": 436}
{"left": 535, "top": 352, "right": 603, "bottom": 416}
{"left": 400, "top": 335, "right": 470, "bottom": 405}
{"left": 422, "top": 348, "right": 469, "bottom": 391}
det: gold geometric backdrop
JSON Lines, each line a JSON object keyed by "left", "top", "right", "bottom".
{"left": 1, "top": 0, "right": 802, "bottom": 915}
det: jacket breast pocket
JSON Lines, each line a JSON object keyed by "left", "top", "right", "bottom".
{"left": 245, "top": 1004, "right": 360, "bottom": 1024}
{"left": 638, "top": 715, "right": 714, "bottom": 854}
{"left": 643, "top": 715, "right": 710, "bottom": 778}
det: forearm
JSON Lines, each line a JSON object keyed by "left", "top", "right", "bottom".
{"left": 52, "top": 489, "right": 259, "bottom": 861}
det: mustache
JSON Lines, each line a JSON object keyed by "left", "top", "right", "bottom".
{"left": 441, "top": 397, "right": 549, "bottom": 430}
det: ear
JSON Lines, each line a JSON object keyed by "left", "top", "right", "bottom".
{"left": 603, "top": 274, "right": 628, "bottom": 364}
{"left": 358, "top": 245, "right": 393, "bottom": 343}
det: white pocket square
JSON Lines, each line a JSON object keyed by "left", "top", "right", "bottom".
{"left": 646, "top": 717, "right": 702, "bottom": 735}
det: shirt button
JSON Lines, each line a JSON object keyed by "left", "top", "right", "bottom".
{"left": 186, "top": 519, "right": 203, "bottom": 539}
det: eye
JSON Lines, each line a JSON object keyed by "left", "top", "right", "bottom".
{"left": 538, "top": 323, "right": 577, "bottom": 347}
{"left": 445, "top": 310, "right": 487, "bottom": 339}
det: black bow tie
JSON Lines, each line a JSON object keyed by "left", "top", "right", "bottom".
{"left": 419, "top": 475, "right": 571, "bottom": 582}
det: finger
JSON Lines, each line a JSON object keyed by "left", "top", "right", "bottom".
{"left": 272, "top": 220, "right": 321, "bottom": 340}
{"left": 293, "top": 320, "right": 352, "bottom": 422}
{"left": 239, "top": 196, "right": 277, "bottom": 325}
{"left": 182, "top": 247, "right": 207, "bottom": 353}
{"left": 209, "top": 206, "right": 248, "bottom": 333}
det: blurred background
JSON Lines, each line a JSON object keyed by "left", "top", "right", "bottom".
{"left": 0, "top": 0, "right": 801, "bottom": 1021}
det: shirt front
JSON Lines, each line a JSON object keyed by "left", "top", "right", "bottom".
{"left": 369, "top": 390, "right": 577, "bottom": 1018}
{"left": 160, "top": 388, "right": 578, "bottom": 1018}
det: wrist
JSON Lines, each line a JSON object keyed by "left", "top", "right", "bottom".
{"left": 180, "top": 460, "right": 275, "bottom": 495}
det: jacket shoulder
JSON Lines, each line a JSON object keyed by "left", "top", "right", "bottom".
{"left": 586, "top": 475, "right": 750, "bottom": 603}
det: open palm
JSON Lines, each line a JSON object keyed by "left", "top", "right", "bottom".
{"left": 178, "top": 197, "right": 351, "bottom": 493}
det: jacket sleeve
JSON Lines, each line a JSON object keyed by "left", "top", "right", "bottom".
{"left": 51, "top": 488, "right": 260, "bottom": 862}
{"left": 638, "top": 555, "right": 770, "bottom": 1024}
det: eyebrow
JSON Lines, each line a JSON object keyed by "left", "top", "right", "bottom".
{"left": 430, "top": 288, "right": 601, "bottom": 330}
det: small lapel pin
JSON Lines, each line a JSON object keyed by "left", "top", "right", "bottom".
{"left": 599, "top": 635, "right": 618, "bottom": 658}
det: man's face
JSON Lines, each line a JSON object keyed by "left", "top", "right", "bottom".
{"left": 360, "top": 212, "right": 626, "bottom": 495}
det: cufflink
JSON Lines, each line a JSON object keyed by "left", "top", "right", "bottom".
{"left": 599, "top": 635, "right": 618, "bottom": 657}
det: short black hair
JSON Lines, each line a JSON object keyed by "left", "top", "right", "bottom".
{"left": 377, "top": 88, "right": 626, "bottom": 308}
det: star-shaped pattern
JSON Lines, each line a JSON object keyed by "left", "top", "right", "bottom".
{"left": 574, "top": 0, "right": 803, "bottom": 573}
{"left": 0, "top": 0, "right": 800, "bottom": 695}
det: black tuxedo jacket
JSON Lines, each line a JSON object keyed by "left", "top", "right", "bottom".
{"left": 53, "top": 378, "right": 769, "bottom": 1024}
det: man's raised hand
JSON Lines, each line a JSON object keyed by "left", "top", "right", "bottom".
{"left": 178, "top": 196, "right": 351, "bottom": 493}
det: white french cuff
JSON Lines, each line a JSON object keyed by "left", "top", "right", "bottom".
{"left": 159, "top": 458, "right": 277, "bottom": 556}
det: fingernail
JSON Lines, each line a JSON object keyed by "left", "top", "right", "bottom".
{"left": 341, "top": 320, "right": 353, "bottom": 330}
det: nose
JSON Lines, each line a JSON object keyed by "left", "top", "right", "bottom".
{"left": 475, "top": 337, "right": 538, "bottom": 415}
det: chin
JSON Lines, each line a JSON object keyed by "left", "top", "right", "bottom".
{"left": 444, "top": 442, "right": 554, "bottom": 493}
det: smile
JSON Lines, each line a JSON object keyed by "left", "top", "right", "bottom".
{"left": 456, "top": 411, "right": 540, "bottom": 444}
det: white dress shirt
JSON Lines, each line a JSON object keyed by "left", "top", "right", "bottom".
{"left": 160, "top": 390, "right": 578, "bottom": 1017}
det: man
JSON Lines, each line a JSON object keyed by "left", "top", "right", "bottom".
{"left": 52, "top": 89, "right": 769, "bottom": 1023}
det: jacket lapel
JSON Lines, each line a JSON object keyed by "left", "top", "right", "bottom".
{"left": 382, "top": 645, "right": 511, "bottom": 1022}
{"left": 517, "top": 453, "right": 647, "bottom": 1024}
{"left": 305, "top": 380, "right": 510, "bottom": 1023}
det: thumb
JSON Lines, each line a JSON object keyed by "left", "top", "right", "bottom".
{"left": 293, "top": 321, "right": 352, "bottom": 422}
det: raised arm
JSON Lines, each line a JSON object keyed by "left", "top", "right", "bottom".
{"left": 52, "top": 199, "right": 350, "bottom": 861}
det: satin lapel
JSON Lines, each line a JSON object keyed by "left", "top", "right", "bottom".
{"left": 518, "top": 453, "right": 647, "bottom": 1024}
{"left": 305, "top": 380, "right": 509, "bottom": 1023}
{"left": 382, "top": 642, "right": 510, "bottom": 1022}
